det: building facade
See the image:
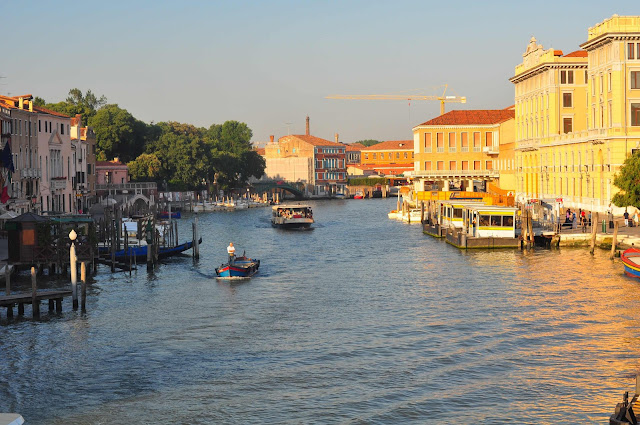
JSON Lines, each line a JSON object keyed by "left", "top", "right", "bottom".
{"left": 510, "top": 15, "right": 640, "bottom": 212}
{"left": 71, "top": 114, "right": 97, "bottom": 213}
{"left": 411, "top": 109, "right": 516, "bottom": 192}
{"left": 263, "top": 117, "right": 347, "bottom": 196}
{"left": 360, "top": 140, "right": 414, "bottom": 176}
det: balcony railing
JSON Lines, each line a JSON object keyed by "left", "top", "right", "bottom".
{"left": 20, "top": 168, "right": 41, "bottom": 179}
{"left": 95, "top": 182, "right": 157, "bottom": 191}
{"left": 412, "top": 169, "right": 500, "bottom": 179}
{"left": 50, "top": 177, "right": 67, "bottom": 190}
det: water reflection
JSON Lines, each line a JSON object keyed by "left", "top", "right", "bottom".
{"left": 1, "top": 198, "right": 640, "bottom": 423}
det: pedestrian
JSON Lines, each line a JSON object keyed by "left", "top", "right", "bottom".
{"left": 624, "top": 208, "right": 629, "bottom": 227}
{"left": 581, "top": 214, "right": 587, "bottom": 232}
{"left": 588, "top": 211, "right": 592, "bottom": 227}
{"left": 572, "top": 212, "right": 577, "bottom": 229}
{"left": 227, "top": 242, "right": 236, "bottom": 264}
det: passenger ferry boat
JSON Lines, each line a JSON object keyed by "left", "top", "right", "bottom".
{"left": 271, "top": 205, "right": 314, "bottom": 229}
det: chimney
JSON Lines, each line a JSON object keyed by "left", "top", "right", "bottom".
{"left": 29, "top": 100, "right": 33, "bottom": 112}
{"left": 335, "top": 133, "right": 339, "bottom": 143}
{"left": 19, "top": 97, "right": 24, "bottom": 110}
{"left": 305, "top": 116, "right": 310, "bottom": 136}
{"left": 270, "top": 135, "right": 274, "bottom": 144}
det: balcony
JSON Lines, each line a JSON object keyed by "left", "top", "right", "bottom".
{"left": 50, "top": 177, "right": 67, "bottom": 190}
{"left": 20, "top": 168, "right": 42, "bottom": 179}
{"left": 483, "top": 145, "right": 499, "bottom": 155}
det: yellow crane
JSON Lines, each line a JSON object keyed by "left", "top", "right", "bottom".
{"left": 326, "top": 84, "right": 466, "bottom": 115}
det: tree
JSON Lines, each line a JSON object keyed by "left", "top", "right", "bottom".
{"left": 89, "top": 104, "right": 136, "bottom": 161}
{"left": 128, "top": 153, "right": 161, "bottom": 181}
{"left": 356, "top": 139, "right": 380, "bottom": 147}
{"left": 613, "top": 153, "right": 640, "bottom": 208}
{"left": 43, "top": 88, "right": 107, "bottom": 123}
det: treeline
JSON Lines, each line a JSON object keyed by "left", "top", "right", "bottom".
{"left": 35, "top": 89, "right": 265, "bottom": 191}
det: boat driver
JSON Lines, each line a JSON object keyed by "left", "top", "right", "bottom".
{"left": 227, "top": 242, "right": 236, "bottom": 263}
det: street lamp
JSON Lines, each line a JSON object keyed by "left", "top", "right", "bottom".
{"left": 69, "top": 229, "right": 78, "bottom": 309}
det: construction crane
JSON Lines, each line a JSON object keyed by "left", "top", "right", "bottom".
{"left": 326, "top": 84, "right": 466, "bottom": 115}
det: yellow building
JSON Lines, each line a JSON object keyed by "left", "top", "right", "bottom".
{"left": 360, "top": 140, "right": 414, "bottom": 176}
{"left": 411, "top": 108, "right": 516, "bottom": 193}
{"left": 511, "top": 15, "right": 640, "bottom": 213}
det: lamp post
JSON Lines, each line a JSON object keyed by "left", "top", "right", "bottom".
{"left": 69, "top": 229, "right": 78, "bottom": 309}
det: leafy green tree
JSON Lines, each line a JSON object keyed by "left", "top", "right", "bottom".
{"left": 89, "top": 104, "right": 137, "bottom": 161}
{"left": 613, "top": 153, "right": 640, "bottom": 208}
{"left": 128, "top": 153, "right": 161, "bottom": 181}
{"left": 33, "top": 97, "right": 46, "bottom": 107}
{"left": 356, "top": 139, "right": 380, "bottom": 147}
{"left": 43, "top": 88, "right": 107, "bottom": 123}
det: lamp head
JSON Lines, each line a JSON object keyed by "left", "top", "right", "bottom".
{"left": 69, "top": 229, "right": 77, "bottom": 241}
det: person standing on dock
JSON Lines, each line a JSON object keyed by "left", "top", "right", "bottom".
{"left": 227, "top": 242, "right": 236, "bottom": 264}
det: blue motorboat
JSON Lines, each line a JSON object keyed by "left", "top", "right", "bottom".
{"left": 215, "top": 255, "right": 260, "bottom": 279}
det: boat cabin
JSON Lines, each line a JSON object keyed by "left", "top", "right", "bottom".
{"left": 465, "top": 205, "right": 519, "bottom": 238}
{"left": 272, "top": 205, "right": 313, "bottom": 219}
{"left": 438, "top": 200, "right": 484, "bottom": 229}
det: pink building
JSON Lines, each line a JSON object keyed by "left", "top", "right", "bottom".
{"left": 96, "top": 159, "right": 129, "bottom": 185}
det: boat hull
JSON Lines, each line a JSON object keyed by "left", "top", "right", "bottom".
{"left": 215, "top": 257, "right": 260, "bottom": 278}
{"left": 99, "top": 238, "right": 202, "bottom": 261}
{"left": 621, "top": 248, "right": 640, "bottom": 279}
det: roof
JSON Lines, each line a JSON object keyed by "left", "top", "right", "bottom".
{"left": 416, "top": 109, "right": 515, "bottom": 127}
{"left": 255, "top": 148, "right": 266, "bottom": 156}
{"left": 279, "top": 134, "right": 343, "bottom": 147}
{"left": 362, "top": 140, "right": 413, "bottom": 151}
{"left": 345, "top": 143, "right": 365, "bottom": 151}
{"left": 8, "top": 212, "right": 49, "bottom": 223}
{"left": 564, "top": 50, "right": 588, "bottom": 58}
{"left": 96, "top": 160, "right": 128, "bottom": 168}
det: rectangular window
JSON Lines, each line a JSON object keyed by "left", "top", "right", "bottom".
{"left": 632, "top": 71, "right": 640, "bottom": 89}
{"left": 424, "top": 161, "right": 431, "bottom": 171}
{"left": 473, "top": 160, "right": 481, "bottom": 170}
{"left": 38, "top": 120, "right": 41, "bottom": 132}
{"left": 449, "top": 161, "right": 456, "bottom": 170}
{"left": 629, "top": 43, "right": 635, "bottom": 60}
{"left": 600, "top": 75, "right": 604, "bottom": 93}
{"left": 424, "top": 133, "right": 432, "bottom": 152}
{"left": 436, "top": 161, "right": 444, "bottom": 170}
{"left": 485, "top": 132, "right": 492, "bottom": 147}
{"left": 396, "top": 152, "right": 400, "bottom": 159}
{"left": 568, "top": 70, "right": 573, "bottom": 84}
{"left": 561, "top": 71, "right": 566, "bottom": 84}
{"left": 473, "top": 132, "right": 481, "bottom": 151}
{"left": 372, "top": 153, "right": 377, "bottom": 159}
{"left": 608, "top": 72, "right": 612, "bottom": 91}
{"left": 585, "top": 70, "right": 588, "bottom": 84}
{"left": 563, "top": 92, "right": 572, "bottom": 108}
{"left": 461, "top": 160, "right": 469, "bottom": 170}
{"left": 490, "top": 216, "right": 501, "bottom": 227}
{"left": 485, "top": 160, "right": 493, "bottom": 170}
{"left": 461, "top": 132, "right": 468, "bottom": 152}
{"left": 404, "top": 152, "right": 407, "bottom": 159}
{"left": 436, "top": 132, "right": 444, "bottom": 152}
{"left": 632, "top": 103, "right": 640, "bottom": 126}
{"left": 563, "top": 117, "right": 573, "bottom": 133}
{"left": 448, "top": 132, "right": 456, "bottom": 150}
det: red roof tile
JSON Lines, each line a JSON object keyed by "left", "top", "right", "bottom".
{"left": 554, "top": 50, "right": 563, "bottom": 56}
{"left": 417, "top": 109, "right": 515, "bottom": 126}
{"left": 362, "top": 140, "right": 413, "bottom": 151}
{"left": 256, "top": 148, "right": 266, "bottom": 156}
{"left": 564, "top": 50, "right": 588, "bottom": 58}
{"left": 344, "top": 143, "right": 366, "bottom": 151}
{"left": 279, "top": 134, "right": 343, "bottom": 147}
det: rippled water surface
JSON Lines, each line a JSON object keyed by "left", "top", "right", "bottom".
{"left": 2, "top": 198, "right": 640, "bottom": 424}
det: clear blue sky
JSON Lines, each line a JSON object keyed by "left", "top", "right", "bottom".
{"left": 3, "top": 1, "right": 639, "bottom": 146}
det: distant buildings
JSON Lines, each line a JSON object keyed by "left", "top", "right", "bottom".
{"left": 263, "top": 117, "right": 347, "bottom": 196}
{"left": 359, "top": 140, "right": 414, "bottom": 177}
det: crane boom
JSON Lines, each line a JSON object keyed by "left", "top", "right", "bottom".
{"left": 326, "top": 85, "right": 466, "bottom": 115}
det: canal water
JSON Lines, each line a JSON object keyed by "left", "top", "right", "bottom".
{"left": 1, "top": 198, "right": 640, "bottom": 424}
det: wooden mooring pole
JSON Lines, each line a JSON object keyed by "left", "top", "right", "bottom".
{"left": 81, "top": 262, "right": 87, "bottom": 312}
{"left": 5, "top": 265, "right": 10, "bottom": 296}
{"left": 590, "top": 212, "right": 599, "bottom": 255}
{"left": 610, "top": 221, "right": 619, "bottom": 260}
{"left": 31, "top": 267, "right": 39, "bottom": 318}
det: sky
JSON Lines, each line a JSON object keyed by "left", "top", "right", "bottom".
{"left": 3, "top": 1, "right": 640, "bottom": 147}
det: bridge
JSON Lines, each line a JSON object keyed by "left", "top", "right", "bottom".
{"left": 251, "top": 181, "right": 306, "bottom": 199}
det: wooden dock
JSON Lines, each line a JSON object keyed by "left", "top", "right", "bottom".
{"left": 0, "top": 289, "right": 72, "bottom": 318}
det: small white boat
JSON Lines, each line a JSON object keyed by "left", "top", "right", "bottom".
{"left": 388, "top": 210, "right": 401, "bottom": 220}
{"left": 402, "top": 208, "right": 422, "bottom": 223}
